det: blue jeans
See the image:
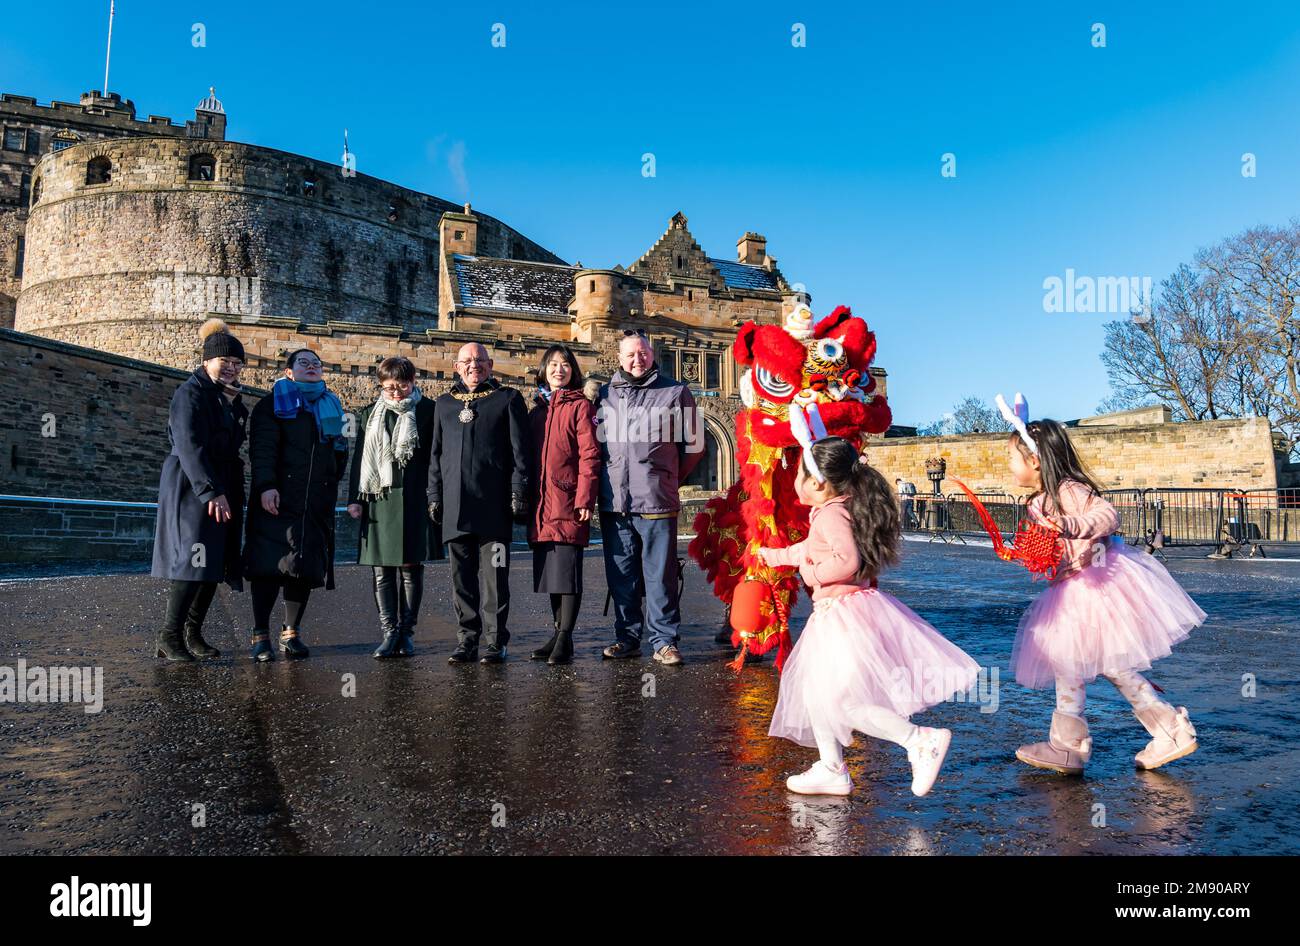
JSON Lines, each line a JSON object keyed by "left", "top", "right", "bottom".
{"left": 600, "top": 513, "right": 680, "bottom": 652}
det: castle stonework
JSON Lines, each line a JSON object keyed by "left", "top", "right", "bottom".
{"left": 4, "top": 87, "right": 882, "bottom": 493}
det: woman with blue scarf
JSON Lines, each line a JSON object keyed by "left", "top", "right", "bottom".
{"left": 242, "top": 348, "right": 349, "bottom": 661}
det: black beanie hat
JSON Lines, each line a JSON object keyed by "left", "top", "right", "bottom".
{"left": 199, "top": 318, "right": 245, "bottom": 362}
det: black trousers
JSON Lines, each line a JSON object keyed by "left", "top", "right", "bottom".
{"left": 447, "top": 535, "right": 511, "bottom": 649}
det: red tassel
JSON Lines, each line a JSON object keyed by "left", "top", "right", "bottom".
{"left": 728, "top": 638, "right": 749, "bottom": 673}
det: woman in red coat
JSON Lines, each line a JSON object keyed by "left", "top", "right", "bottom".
{"left": 527, "top": 344, "right": 602, "bottom": 664}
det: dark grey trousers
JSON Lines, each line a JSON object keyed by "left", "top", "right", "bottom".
{"left": 447, "top": 535, "right": 511, "bottom": 649}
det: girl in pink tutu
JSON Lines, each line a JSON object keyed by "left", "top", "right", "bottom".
{"left": 1003, "top": 409, "right": 1206, "bottom": 775}
{"left": 759, "top": 420, "right": 981, "bottom": 797}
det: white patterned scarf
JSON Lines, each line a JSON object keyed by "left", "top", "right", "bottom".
{"left": 358, "top": 387, "right": 422, "bottom": 500}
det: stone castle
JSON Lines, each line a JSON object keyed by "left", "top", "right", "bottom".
{"left": 0, "top": 85, "right": 1290, "bottom": 537}
{"left": 2, "top": 86, "right": 888, "bottom": 493}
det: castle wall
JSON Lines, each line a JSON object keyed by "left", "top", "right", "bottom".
{"left": 864, "top": 417, "right": 1282, "bottom": 495}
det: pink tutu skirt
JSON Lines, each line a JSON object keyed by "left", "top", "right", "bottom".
{"left": 768, "top": 588, "right": 982, "bottom": 749}
{"left": 1011, "top": 540, "right": 1206, "bottom": 689}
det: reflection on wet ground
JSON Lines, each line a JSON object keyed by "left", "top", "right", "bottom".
{"left": 1, "top": 541, "right": 1296, "bottom": 854}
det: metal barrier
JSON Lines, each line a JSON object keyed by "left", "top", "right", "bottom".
{"left": 943, "top": 491, "right": 1025, "bottom": 535}
{"left": 1225, "top": 488, "right": 1300, "bottom": 545}
{"left": 1103, "top": 489, "right": 1147, "bottom": 544}
{"left": 1145, "top": 488, "right": 1225, "bottom": 546}
{"left": 904, "top": 486, "right": 1300, "bottom": 554}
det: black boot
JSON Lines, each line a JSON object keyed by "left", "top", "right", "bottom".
{"left": 155, "top": 626, "right": 195, "bottom": 662}
{"left": 547, "top": 629, "right": 573, "bottom": 665}
{"left": 531, "top": 631, "right": 559, "bottom": 661}
{"left": 396, "top": 564, "right": 423, "bottom": 658}
{"left": 279, "top": 625, "right": 309, "bottom": 659}
{"left": 533, "top": 598, "right": 561, "bottom": 660}
{"left": 372, "top": 567, "right": 402, "bottom": 659}
{"left": 183, "top": 621, "right": 221, "bottom": 659}
{"left": 547, "top": 594, "right": 578, "bottom": 665}
{"left": 250, "top": 631, "right": 274, "bottom": 662}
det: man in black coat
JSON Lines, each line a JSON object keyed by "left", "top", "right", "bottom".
{"left": 427, "top": 342, "right": 529, "bottom": 664}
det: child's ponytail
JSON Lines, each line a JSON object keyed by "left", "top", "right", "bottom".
{"left": 809, "top": 437, "right": 900, "bottom": 583}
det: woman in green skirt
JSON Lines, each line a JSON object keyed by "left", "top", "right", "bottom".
{"left": 347, "top": 356, "right": 441, "bottom": 657}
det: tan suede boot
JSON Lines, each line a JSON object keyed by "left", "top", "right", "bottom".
{"left": 1015, "top": 711, "right": 1092, "bottom": 775}
{"left": 1133, "top": 703, "right": 1198, "bottom": 769}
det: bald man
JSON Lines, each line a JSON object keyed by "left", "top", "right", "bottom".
{"left": 427, "top": 343, "right": 529, "bottom": 664}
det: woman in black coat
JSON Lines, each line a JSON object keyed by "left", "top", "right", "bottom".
{"left": 243, "top": 348, "right": 349, "bottom": 661}
{"left": 347, "top": 356, "right": 441, "bottom": 659}
{"left": 151, "top": 319, "right": 249, "bottom": 661}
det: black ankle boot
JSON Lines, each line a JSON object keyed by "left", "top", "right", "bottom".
{"left": 531, "top": 632, "right": 559, "bottom": 660}
{"left": 373, "top": 631, "right": 401, "bottom": 659}
{"left": 397, "top": 631, "right": 415, "bottom": 658}
{"left": 547, "top": 629, "right": 573, "bottom": 665}
{"left": 250, "top": 631, "right": 274, "bottom": 663}
{"left": 279, "top": 625, "right": 309, "bottom": 659}
{"left": 156, "top": 626, "right": 195, "bottom": 662}
{"left": 183, "top": 622, "right": 221, "bottom": 659}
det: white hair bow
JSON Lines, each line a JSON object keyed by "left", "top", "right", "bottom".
{"left": 789, "top": 402, "right": 829, "bottom": 482}
{"left": 996, "top": 392, "right": 1037, "bottom": 455}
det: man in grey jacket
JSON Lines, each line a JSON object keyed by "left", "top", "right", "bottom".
{"left": 596, "top": 330, "right": 703, "bottom": 665}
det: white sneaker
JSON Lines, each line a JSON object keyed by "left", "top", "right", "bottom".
{"left": 785, "top": 760, "right": 853, "bottom": 796}
{"left": 906, "top": 727, "right": 952, "bottom": 797}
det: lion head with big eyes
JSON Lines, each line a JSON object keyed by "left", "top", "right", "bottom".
{"left": 734, "top": 304, "right": 892, "bottom": 447}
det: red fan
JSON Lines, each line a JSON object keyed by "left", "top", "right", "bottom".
{"left": 951, "top": 478, "right": 1064, "bottom": 579}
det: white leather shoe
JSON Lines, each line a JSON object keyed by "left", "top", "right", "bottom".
{"left": 906, "top": 727, "right": 952, "bottom": 796}
{"left": 786, "top": 760, "right": 853, "bottom": 796}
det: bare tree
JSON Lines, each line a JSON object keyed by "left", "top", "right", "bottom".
{"left": 1197, "top": 221, "right": 1300, "bottom": 448}
{"left": 919, "top": 397, "right": 1012, "bottom": 436}
{"left": 1100, "top": 219, "right": 1300, "bottom": 456}
{"left": 1100, "top": 263, "right": 1238, "bottom": 421}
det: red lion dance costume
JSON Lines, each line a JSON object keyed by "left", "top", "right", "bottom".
{"left": 688, "top": 304, "right": 892, "bottom": 670}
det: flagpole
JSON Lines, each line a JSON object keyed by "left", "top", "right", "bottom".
{"left": 103, "top": 0, "right": 115, "bottom": 96}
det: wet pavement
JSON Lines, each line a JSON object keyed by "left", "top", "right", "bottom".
{"left": 1, "top": 540, "right": 1297, "bottom": 855}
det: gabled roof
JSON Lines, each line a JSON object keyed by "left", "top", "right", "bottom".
{"left": 452, "top": 255, "right": 576, "bottom": 315}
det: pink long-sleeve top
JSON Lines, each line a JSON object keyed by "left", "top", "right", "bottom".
{"left": 1026, "top": 478, "right": 1121, "bottom": 582}
{"left": 758, "top": 494, "right": 872, "bottom": 600}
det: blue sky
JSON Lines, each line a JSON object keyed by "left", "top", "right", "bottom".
{"left": 4, "top": 1, "right": 1300, "bottom": 426}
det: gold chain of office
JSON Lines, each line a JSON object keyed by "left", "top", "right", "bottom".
{"left": 451, "top": 389, "right": 494, "bottom": 423}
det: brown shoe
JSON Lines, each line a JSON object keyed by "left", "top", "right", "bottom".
{"left": 1015, "top": 710, "right": 1092, "bottom": 775}
{"left": 654, "top": 645, "right": 684, "bottom": 666}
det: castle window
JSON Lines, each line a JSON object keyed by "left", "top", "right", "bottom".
{"left": 706, "top": 353, "right": 721, "bottom": 389}
{"left": 3, "top": 127, "right": 26, "bottom": 152}
{"left": 676, "top": 255, "right": 683, "bottom": 270}
{"left": 454, "top": 229, "right": 465, "bottom": 241}
{"left": 30, "top": 177, "right": 41, "bottom": 207}
{"left": 52, "top": 133, "right": 77, "bottom": 152}
{"left": 687, "top": 290, "right": 694, "bottom": 302}
{"left": 13, "top": 236, "right": 24, "bottom": 279}
{"left": 86, "top": 156, "right": 112, "bottom": 185}
{"left": 188, "top": 154, "right": 216, "bottom": 181}
{"left": 589, "top": 280, "right": 595, "bottom": 293}
{"left": 388, "top": 198, "right": 406, "bottom": 222}
{"left": 511, "top": 239, "right": 524, "bottom": 260}
{"left": 301, "top": 175, "right": 317, "bottom": 197}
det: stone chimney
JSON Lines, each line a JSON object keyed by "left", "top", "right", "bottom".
{"left": 440, "top": 205, "right": 478, "bottom": 256}
{"left": 737, "top": 231, "right": 767, "bottom": 265}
